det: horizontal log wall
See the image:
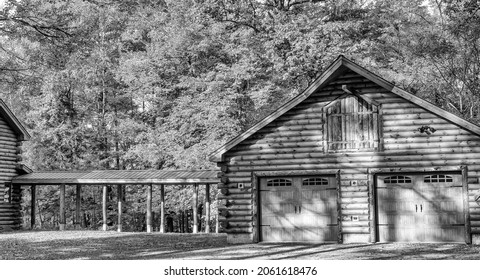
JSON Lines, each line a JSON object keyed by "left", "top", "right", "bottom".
{"left": 218, "top": 69, "right": 480, "bottom": 242}
{"left": 0, "top": 116, "right": 22, "bottom": 231}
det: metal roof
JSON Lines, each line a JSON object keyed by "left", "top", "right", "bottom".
{"left": 12, "top": 169, "right": 220, "bottom": 185}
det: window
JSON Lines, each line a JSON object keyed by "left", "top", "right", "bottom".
{"left": 267, "top": 179, "right": 292, "bottom": 187}
{"left": 302, "top": 178, "right": 329, "bottom": 186}
{"left": 324, "top": 95, "right": 379, "bottom": 151}
{"left": 384, "top": 176, "right": 412, "bottom": 184}
{"left": 424, "top": 174, "right": 453, "bottom": 183}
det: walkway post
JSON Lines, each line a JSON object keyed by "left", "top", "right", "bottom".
{"left": 75, "top": 184, "right": 81, "bottom": 229}
{"left": 59, "top": 184, "right": 66, "bottom": 231}
{"left": 117, "top": 185, "right": 123, "bottom": 232}
{"left": 205, "top": 183, "right": 210, "bottom": 233}
{"left": 159, "top": 184, "right": 165, "bottom": 233}
{"left": 102, "top": 185, "right": 107, "bottom": 231}
{"left": 193, "top": 183, "right": 198, "bottom": 233}
{"left": 146, "top": 184, "right": 153, "bottom": 233}
{"left": 31, "top": 185, "right": 36, "bottom": 229}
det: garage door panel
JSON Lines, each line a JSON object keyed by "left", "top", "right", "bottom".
{"left": 378, "top": 226, "right": 425, "bottom": 242}
{"left": 417, "top": 186, "right": 462, "bottom": 200}
{"left": 262, "top": 227, "right": 303, "bottom": 242}
{"left": 302, "top": 199, "right": 337, "bottom": 213}
{"left": 261, "top": 201, "right": 296, "bottom": 215}
{"left": 301, "top": 205, "right": 337, "bottom": 220}
{"left": 378, "top": 187, "right": 415, "bottom": 200}
{"left": 302, "top": 226, "right": 338, "bottom": 241}
{"left": 260, "top": 176, "right": 338, "bottom": 242}
{"left": 422, "top": 199, "right": 463, "bottom": 214}
{"left": 423, "top": 212, "right": 464, "bottom": 225}
{"left": 296, "top": 213, "right": 337, "bottom": 226}
{"left": 378, "top": 213, "right": 418, "bottom": 226}
{"left": 424, "top": 226, "right": 464, "bottom": 242}
{"left": 377, "top": 173, "right": 465, "bottom": 243}
{"left": 264, "top": 214, "right": 300, "bottom": 228}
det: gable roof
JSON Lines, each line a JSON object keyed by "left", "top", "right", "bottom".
{"left": 0, "top": 99, "right": 31, "bottom": 141}
{"left": 209, "top": 55, "right": 480, "bottom": 162}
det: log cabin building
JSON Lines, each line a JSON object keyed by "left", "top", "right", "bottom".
{"left": 210, "top": 55, "right": 480, "bottom": 244}
{"left": 0, "top": 100, "right": 30, "bottom": 231}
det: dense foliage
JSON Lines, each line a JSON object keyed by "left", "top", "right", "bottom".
{"left": 1, "top": 0, "right": 479, "bottom": 230}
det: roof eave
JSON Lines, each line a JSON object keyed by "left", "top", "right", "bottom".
{"left": 391, "top": 86, "right": 480, "bottom": 136}
{"left": 0, "top": 99, "right": 31, "bottom": 141}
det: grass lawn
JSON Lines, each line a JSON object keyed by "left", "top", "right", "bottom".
{"left": 0, "top": 230, "right": 479, "bottom": 260}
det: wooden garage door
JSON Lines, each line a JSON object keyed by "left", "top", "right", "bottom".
{"left": 260, "top": 176, "right": 338, "bottom": 242}
{"left": 377, "top": 174, "right": 465, "bottom": 242}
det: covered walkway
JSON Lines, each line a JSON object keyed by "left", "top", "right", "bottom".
{"left": 12, "top": 170, "right": 220, "bottom": 233}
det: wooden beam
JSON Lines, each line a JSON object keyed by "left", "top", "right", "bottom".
{"left": 59, "top": 184, "right": 65, "bottom": 231}
{"left": 159, "top": 184, "right": 165, "bottom": 233}
{"left": 30, "top": 185, "right": 36, "bottom": 229}
{"left": 462, "top": 166, "right": 472, "bottom": 244}
{"left": 102, "top": 185, "right": 107, "bottom": 231}
{"left": 368, "top": 170, "right": 377, "bottom": 243}
{"left": 193, "top": 184, "right": 198, "bottom": 233}
{"left": 336, "top": 171, "right": 343, "bottom": 243}
{"left": 205, "top": 183, "right": 211, "bottom": 233}
{"left": 117, "top": 185, "right": 123, "bottom": 232}
{"left": 183, "top": 210, "right": 188, "bottom": 233}
{"left": 75, "top": 184, "right": 81, "bottom": 229}
{"left": 12, "top": 178, "right": 220, "bottom": 185}
{"left": 341, "top": 85, "right": 380, "bottom": 106}
{"left": 146, "top": 184, "right": 153, "bottom": 233}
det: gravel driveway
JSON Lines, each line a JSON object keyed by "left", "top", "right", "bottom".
{"left": 0, "top": 230, "right": 478, "bottom": 259}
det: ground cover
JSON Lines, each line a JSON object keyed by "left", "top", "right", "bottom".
{"left": 0, "top": 231, "right": 478, "bottom": 260}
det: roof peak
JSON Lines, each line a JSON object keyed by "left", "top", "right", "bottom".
{"left": 208, "top": 54, "right": 480, "bottom": 162}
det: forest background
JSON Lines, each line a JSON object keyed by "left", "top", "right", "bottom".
{"left": 0, "top": 0, "right": 479, "bottom": 231}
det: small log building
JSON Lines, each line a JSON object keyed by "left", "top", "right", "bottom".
{"left": 0, "top": 100, "right": 30, "bottom": 231}
{"left": 210, "top": 55, "right": 480, "bottom": 244}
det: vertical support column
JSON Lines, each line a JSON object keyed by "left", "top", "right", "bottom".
{"left": 146, "top": 184, "right": 153, "bottom": 233}
{"left": 336, "top": 170, "right": 343, "bottom": 244}
{"left": 368, "top": 169, "right": 377, "bottom": 243}
{"left": 215, "top": 187, "right": 219, "bottom": 234}
{"left": 31, "top": 185, "right": 36, "bottom": 229}
{"left": 193, "top": 183, "right": 198, "bottom": 233}
{"left": 59, "top": 184, "right": 66, "bottom": 231}
{"left": 205, "top": 183, "right": 210, "bottom": 233}
{"left": 117, "top": 185, "right": 123, "bottom": 232}
{"left": 159, "top": 184, "right": 165, "bottom": 233}
{"left": 462, "top": 166, "right": 472, "bottom": 244}
{"left": 102, "top": 185, "right": 107, "bottom": 231}
{"left": 75, "top": 184, "right": 81, "bottom": 229}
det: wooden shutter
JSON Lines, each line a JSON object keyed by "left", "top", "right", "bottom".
{"left": 325, "top": 96, "right": 379, "bottom": 151}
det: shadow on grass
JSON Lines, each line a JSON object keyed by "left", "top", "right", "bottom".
{"left": 0, "top": 231, "right": 479, "bottom": 260}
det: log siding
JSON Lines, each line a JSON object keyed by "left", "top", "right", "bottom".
{"left": 0, "top": 113, "right": 25, "bottom": 231}
{"left": 215, "top": 65, "right": 480, "bottom": 244}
